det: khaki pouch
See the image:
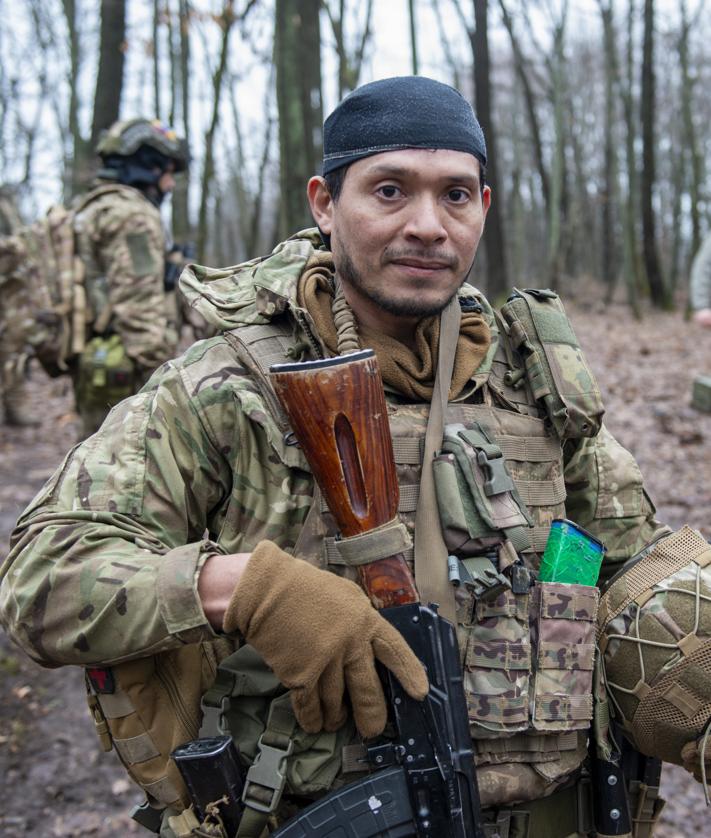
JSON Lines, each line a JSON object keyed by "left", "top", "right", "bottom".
{"left": 500, "top": 288, "right": 604, "bottom": 440}
{"left": 531, "top": 581, "right": 599, "bottom": 732}
{"left": 434, "top": 422, "right": 533, "bottom": 556}
{"left": 464, "top": 580, "right": 598, "bottom": 736}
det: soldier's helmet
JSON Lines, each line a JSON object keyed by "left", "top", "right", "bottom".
{"left": 96, "top": 118, "right": 189, "bottom": 172}
{"left": 598, "top": 526, "right": 711, "bottom": 771}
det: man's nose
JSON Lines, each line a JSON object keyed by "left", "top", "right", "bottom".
{"left": 402, "top": 195, "right": 447, "bottom": 245}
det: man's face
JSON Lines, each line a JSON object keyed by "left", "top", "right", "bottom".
{"left": 158, "top": 163, "right": 176, "bottom": 195}
{"left": 308, "top": 148, "right": 490, "bottom": 326}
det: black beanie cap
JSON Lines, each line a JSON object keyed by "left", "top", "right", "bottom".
{"left": 322, "top": 76, "right": 487, "bottom": 176}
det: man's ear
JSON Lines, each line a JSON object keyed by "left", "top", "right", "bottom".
{"left": 482, "top": 185, "right": 492, "bottom": 217}
{"left": 307, "top": 176, "right": 334, "bottom": 234}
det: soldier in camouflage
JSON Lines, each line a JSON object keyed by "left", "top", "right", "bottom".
{"left": 0, "top": 78, "right": 691, "bottom": 837}
{"left": 0, "top": 185, "right": 40, "bottom": 426}
{"left": 69, "top": 118, "right": 189, "bottom": 436}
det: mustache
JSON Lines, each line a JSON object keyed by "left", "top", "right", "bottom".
{"left": 382, "top": 247, "right": 457, "bottom": 268}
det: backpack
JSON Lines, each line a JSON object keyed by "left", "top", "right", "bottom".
{"left": 0, "top": 185, "right": 125, "bottom": 377}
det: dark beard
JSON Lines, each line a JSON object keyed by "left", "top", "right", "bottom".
{"left": 337, "top": 247, "right": 460, "bottom": 318}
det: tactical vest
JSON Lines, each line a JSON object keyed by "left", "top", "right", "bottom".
{"left": 84, "top": 239, "right": 615, "bottom": 833}
{"left": 220, "top": 309, "right": 600, "bottom": 813}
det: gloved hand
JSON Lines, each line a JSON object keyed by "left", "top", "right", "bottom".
{"left": 223, "top": 540, "right": 429, "bottom": 738}
{"left": 681, "top": 737, "right": 711, "bottom": 784}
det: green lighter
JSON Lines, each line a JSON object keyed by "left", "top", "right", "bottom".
{"left": 538, "top": 518, "right": 606, "bottom": 586}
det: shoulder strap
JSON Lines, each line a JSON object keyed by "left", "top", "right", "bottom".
{"left": 223, "top": 321, "right": 300, "bottom": 433}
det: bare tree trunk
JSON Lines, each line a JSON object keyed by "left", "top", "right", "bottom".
{"left": 197, "top": 2, "right": 236, "bottom": 261}
{"left": 323, "top": 0, "right": 373, "bottom": 98}
{"left": 61, "top": 0, "right": 90, "bottom": 199}
{"left": 171, "top": 0, "right": 192, "bottom": 242}
{"left": 598, "top": 0, "right": 620, "bottom": 302}
{"left": 679, "top": 0, "right": 703, "bottom": 262}
{"left": 640, "top": 0, "right": 670, "bottom": 308}
{"left": 90, "top": 0, "right": 126, "bottom": 148}
{"left": 408, "top": 0, "right": 419, "bottom": 75}
{"left": 275, "top": 0, "right": 323, "bottom": 238}
{"left": 153, "top": 0, "right": 162, "bottom": 120}
{"left": 473, "top": 0, "right": 508, "bottom": 300}
{"left": 498, "top": 0, "right": 549, "bottom": 210}
{"left": 547, "top": 4, "right": 567, "bottom": 290}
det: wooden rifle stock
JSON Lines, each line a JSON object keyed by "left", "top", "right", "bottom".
{"left": 269, "top": 350, "right": 419, "bottom": 609}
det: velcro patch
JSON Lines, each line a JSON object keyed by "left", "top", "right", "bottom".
{"left": 87, "top": 666, "right": 115, "bottom": 694}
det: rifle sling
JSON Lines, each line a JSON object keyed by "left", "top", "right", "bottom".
{"left": 413, "top": 296, "right": 460, "bottom": 623}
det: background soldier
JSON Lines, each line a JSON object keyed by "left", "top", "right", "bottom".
{"left": 70, "top": 118, "right": 189, "bottom": 437}
{"left": 0, "top": 185, "right": 39, "bottom": 427}
{"left": 1, "top": 78, "right": 701, "bottom": 837}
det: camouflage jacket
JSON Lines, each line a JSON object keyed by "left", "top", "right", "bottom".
{"left": 1, "top": 230, "right": 673, "bottom": 816}
{"left": 74, "top": 182, "right": 178, "bottom": 371}
{"left": 0, "top": 230, "right": 666, "bottom": 670}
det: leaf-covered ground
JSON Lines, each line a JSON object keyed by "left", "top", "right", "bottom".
{"left": 1, "top": 300, "right": 710, "bottom": 836}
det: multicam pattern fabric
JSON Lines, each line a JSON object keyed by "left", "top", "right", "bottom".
{"left": 0, "top": 230, "right": 668, "bottom": 815}
{"left": 599, "top": 526, "right": 711, "bottom": 768}
{"left": 74, "top": 183, "right": 179, "bottom": 372}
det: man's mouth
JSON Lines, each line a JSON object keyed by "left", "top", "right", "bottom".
{"left": 389, "top": 257, "right": 455, "bottom": 274}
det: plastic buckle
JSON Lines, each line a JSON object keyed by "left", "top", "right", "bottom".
{"left": 476, "top": 448, "right": 515, "bottom": 496}
{"left": 242, "top": 736, "right": 294, "bottom": 814}
{"left": 199, "top": 694, "right": 230, "bottom": 736}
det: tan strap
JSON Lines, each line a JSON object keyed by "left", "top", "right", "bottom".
{"left": 334, "top": 517, "right": 413, "bottom": 566}
{"left": 414, "top": 298, "right": 460, "bottom": 622}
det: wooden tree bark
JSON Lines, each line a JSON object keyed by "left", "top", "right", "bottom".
{"left": 546, "top": 3, "right": 567, "bottom": 290}
{"left": 598, "top": 0, "right": 621, "bottom": 302}
{"left": 640, "top": 0, "right": 670, "bottom": 307}
{"left": 171, "top": 0, "right": 192, "bottom": 242}
{"left": 153, "top": 0, "right": 162, "bottom": 120}
{"left": 679, "top": 0, "right": 703, "bottom": 263}
{"left": 498, "top": 0, "right": 549, "bottom": 211}
{"left": 61, "top": 0, "right": 90, "bottom": 199}
{"left": 323, "top": 0, "right": 373, "bottom": 99}
{"left": 275, "top": 0, "right": 323, "bottom": 239}
{"left": 472, "top": 0, "right": 508, "bottom": 300}
{"left": 90, "top": 0, "right": 126, "bottom": 148}
{"left": 408, "top": 0, "right": 419, "bottom": 75}
{"left": 196, "top": 2, "right": 236, "bottom": 260}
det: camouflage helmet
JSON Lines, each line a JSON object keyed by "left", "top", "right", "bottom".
{"left": 96, "top": 118, "right": 188, "bottom": 172}
{"left": 598, "top": 526, "right": 711, "bottom": 768}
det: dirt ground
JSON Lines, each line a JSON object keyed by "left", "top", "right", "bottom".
{"left": 1, "top": 298, "right": 711, "bottom": 837}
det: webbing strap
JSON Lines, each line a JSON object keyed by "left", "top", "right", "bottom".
{"left": 348, "top": 426, "right": 559, "bottom": 466}
{"left": 324, "top": 537, "right": 414, "bottom": 567}
{"left": 516, "top": 474, "right": 566, "bottom": 506}
{"left": 334, "top": 517, "right": 412, "bottom": 565}
{"left": 321, "top": 483, "right": 419, "bottom": 515}
{"left": 414, "top": 298, "right": 460, "bottom": 622}
{"left": 238, "top": 694, "right": 296, "bottom": 838}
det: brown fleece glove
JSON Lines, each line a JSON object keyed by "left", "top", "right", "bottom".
{"left": 681, "top": 738, "right": 711, "bottom": 784}
{"left": 223, "top": 541, "right": 430, "bottom": 738}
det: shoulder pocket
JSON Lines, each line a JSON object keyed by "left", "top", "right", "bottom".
{"left": 500, "top": 289, "right": 604, "bottom": 439}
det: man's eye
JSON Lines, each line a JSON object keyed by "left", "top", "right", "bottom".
{"left": 377, "top": 185, "right": 401, "bottom": 199}
{"left": 447, "top": 189, "right": 470, "bottom": 203}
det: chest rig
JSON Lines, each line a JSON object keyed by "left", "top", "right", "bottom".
{"left": 222, "top": 286, "right": 605, "bottom": 811}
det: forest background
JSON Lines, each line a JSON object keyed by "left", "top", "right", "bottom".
{"left": 2, "top": 2, "right": 711, "bottom": 836}
{"left": 2, "top": 0, "right": 708, "bottom": 311}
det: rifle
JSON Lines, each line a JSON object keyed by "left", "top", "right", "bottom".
{"left": 268, "top": 349, "right": 485, "bottom": 838}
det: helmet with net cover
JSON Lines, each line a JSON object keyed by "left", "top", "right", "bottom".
{"left": 598, "top": 526, "right": 711, "bottom": 783}
{"left": 96, "top": 118, "right": 188, "bottom": 172}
